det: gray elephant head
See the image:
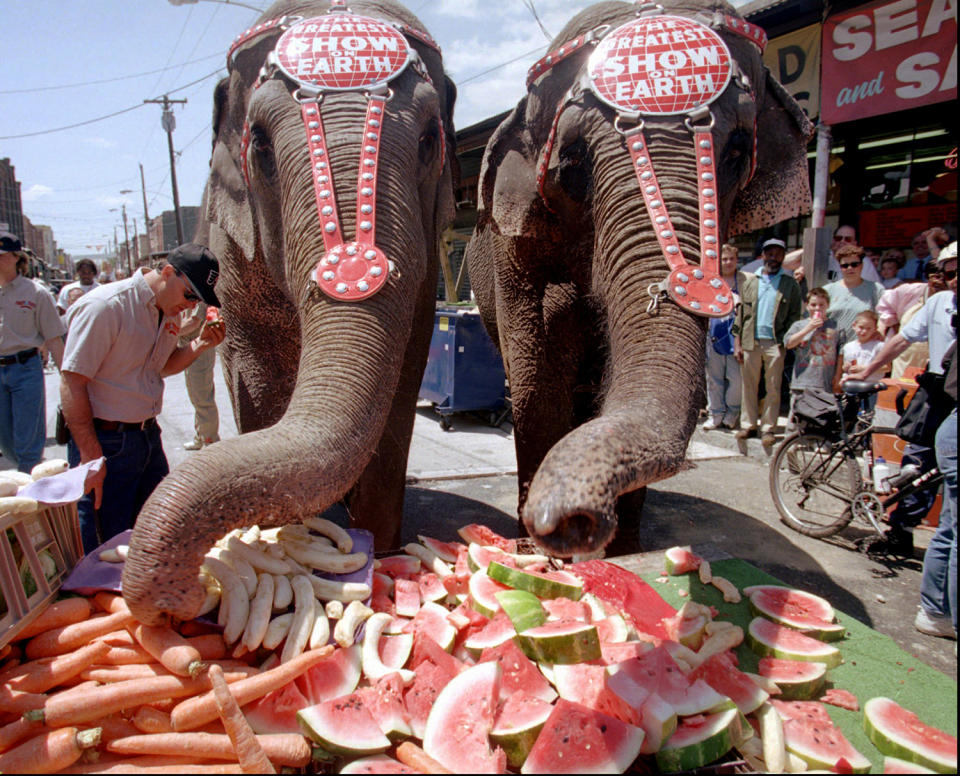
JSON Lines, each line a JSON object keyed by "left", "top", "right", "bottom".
{"left": 467, "top": 0, "right": 812, "bottom": 556}
{"left": 123, "top": 0, "right": 456, "bottom": 624}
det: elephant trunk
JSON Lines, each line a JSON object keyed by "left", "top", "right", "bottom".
{"left": 522, "top": 122, "right": 708, "bottom": 556}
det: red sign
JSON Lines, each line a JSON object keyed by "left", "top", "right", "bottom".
{"left": 275, "top": 15, "right": 410, "bottom": 91}
{"left": 821, "top": 0, "right": 957, "bottom": 124}
{"left": 859, "top": 203, "right": 957, "bottom": 247}
{"left": 587, "top": 16, "right": 732, "bottom": 115}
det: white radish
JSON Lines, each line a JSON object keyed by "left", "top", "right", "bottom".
{"left": 272, "top": 573, "right": 293, "bottom": 610}
{"left": 239, "top": 525, "right": 260, "bottom": 544}
{"left": 308, "top": 610, "right": 330, "bottom": 650}
{"left": 698, "top": 559, "right": 712, "bottom": 584}
{"left": 201, "top": 555, "right": 249, "bottom": 644}
{"left": 281, "top": 575, "right": 316, "bottom": 663}
{"left": 744, "top": 671, "right": 781, "bottom": 694}
{"left": 334, "top": 600, "right": 374, "bottom": 648}
{"left": 281, "top": 539, "right": 368, "bottom": 573}
{"left": 0, "top": 471, "right": 33, "bottom": 487}
{"left": 30, "top": 459, "right": 69, "bottom": 480}
{"left": 264, "top": 542, "right": 287, "bottom": 561}
{"left": 689, "top": 625, "right": 744, "bottom": 667}
{"left": 710, "top": 575, "right": 741, "bottom": 603}
{"left": 325, "top": 600, "right": 344, "bottom": 620}
{"left": 758, "top": 701, "right": 786, "bottom": 774}
{"left": 0, "top": 480, "right": 18, "bottom": 498}
{"left": 0, "top": 496, "right": 39, "bottom": 515}
{"left": 242, "top": 573, "right": 276, "bottom": 651}
{"left": 262, "top": 613, "right": 294, "bottom": 650}
{"left": 283, "top": 557, "right": 371, "bottom": 601}
{"left": 705, "top": 620, "right": 738, "bottom": 636}
{"left": 362, "top": 612, "right": 415, "bottom": 685}
{"left": 403, "top": 543, "right": 453, "bottom": 578}
{"left": 197, "top": 574, "right": 221, "bottom": 617}
{"left": 99, "top": 549, "right": 124, "bottom": 563}
{"left": 302, "top": 516, "right": 353, "bottom": 553}
{"left": 226, "top": 534, "right": 292, "bottom": 575}
{"left": 208, "top": 547, "right": 258, "bottom": 598}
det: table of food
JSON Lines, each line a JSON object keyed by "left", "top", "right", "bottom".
{"left": 0, "top": 512, "right": 956, "bottom": 774}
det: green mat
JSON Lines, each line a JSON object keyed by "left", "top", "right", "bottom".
{"left": 639, "top": 558, "right": 957, "bottom": 774}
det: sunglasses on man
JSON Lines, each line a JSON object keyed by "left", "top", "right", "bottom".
{"left": 174, "top": 270, "right": 201, "bottom": 303}
{"left": 839, "top": 261, "right": 862, "bottom": 269}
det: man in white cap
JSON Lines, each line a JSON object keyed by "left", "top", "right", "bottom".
{"left": 733, "top": 238, "right": 803, "bottom": 446}
{"left": 61, "top": 243, "right": 226, "bottom": 552}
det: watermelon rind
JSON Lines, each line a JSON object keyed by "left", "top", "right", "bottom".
{"left": 410, "top": 601, "right": 457, "bottom": 652}
{"left": 487, "top": 560, "right": 584, "bottom": 600}
{"left": 490, "top": 694, "right": 553, "bottom": 769}
{"left": 746, "top": 617, "right": 842, "bottom": 668}
{"left": 605, "top": 669, "right": 677, "bottom": 755}
{"left": 758, "top": 657, "right": 827, "bottom": 700}
{"left": 516, "top": 620, "right": 601, "bottom": 664}
{"left": 418, "top": 535, "right": 464, "bottom": 564}
{"left": 595, "top": 613, "right": 630, "bottom": 643}
{"left": 423, "top": 661, "right": 504, "bottom": 773}
{"left": 782, "top": 719, "right": 872, "bottom": 773}
{"left": 744, "top": 584, "right": 835, "bottom": 620}
{"left": 748, "top": 587, "right": 845, "bottom": 641}
{"left": 469, "top": 569, "right": 509, "bottom": 618}
{"left": 339, "top": 754, "right": 418, "bottom": 774}
{"left": 464, "top": 614, "right": 517, "bottom": 658}
{"left": 297, "top": 696, "right": 391, "bottom": 756}
{"left": 495, "top": 589, "right": 547, "bottom": 633}
{"left": 655, "top": 707, "right": 741, "bottom": 772}
{"left": 467, "top": 542, "right": 506, "bottom": 573}
{"left": 580, "top": 592, "right": 608, "bottom": 621}
{"left": 664, "top": 546, "right": 702, "bottom": 575}
{"left": 863, "top": 697, "right": 958, "bottom": 774}
{"left": 883, "top": 755, "right": 937, "bottom": 773}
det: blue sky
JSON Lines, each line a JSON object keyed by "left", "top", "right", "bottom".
{"left": 1, "top": 0, "right": 746, "bottom": 256}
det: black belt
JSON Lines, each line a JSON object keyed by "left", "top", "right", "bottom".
{"left": 0, "top": 348, "right": 38, "bottom": 366}
{"left": 93, "top": 417, "right": 158, "bottom": 432}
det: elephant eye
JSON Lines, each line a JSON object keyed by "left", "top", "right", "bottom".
{"left": 418, "top": 118, "right": 440, "bottom": 166}
{"left": 249, "top": 125, "right": 276, "bottom": 179}
{"left": 721, "top": 128, "right": 752, "bottom": 173}
{"left": 555, "top": 137, "right": 592, "bottom": 202}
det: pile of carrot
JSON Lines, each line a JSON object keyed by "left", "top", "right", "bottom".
{"left": 0, "top": 593, "right": 332, "bottom": 773}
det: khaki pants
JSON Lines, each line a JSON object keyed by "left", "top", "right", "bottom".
{"left": 740, "top": 338, "right": 785, "bottom": 433}
{"left": 185, "top": 347, "right": 219, "bottom": 443}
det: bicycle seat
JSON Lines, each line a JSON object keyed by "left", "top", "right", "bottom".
{"left": 842, "top": 380, "right": 886, "bottom": 395}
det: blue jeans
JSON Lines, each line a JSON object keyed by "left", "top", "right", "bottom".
{"left": 0, "top": 353, "right": 46, "bottom": 473}
{"left": 68, "top": 424, "right": 169, "bottom": 554}
{"left": 920, "top": 408, "right": 957, "bottom": 629}
{"left": 705, "top": 348, "right": 741, "bottom": 424}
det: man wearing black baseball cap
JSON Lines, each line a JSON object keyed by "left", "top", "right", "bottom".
{"left": 60, "top": 243, "right": 226, "bottom": 552}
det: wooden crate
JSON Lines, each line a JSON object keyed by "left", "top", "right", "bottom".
{"left": 0, "top": 503, "right": 83, "bottom": 648}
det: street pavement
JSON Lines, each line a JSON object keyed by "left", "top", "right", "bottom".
{"left": 8, "top": 356, "right": 956, "bottom": 679}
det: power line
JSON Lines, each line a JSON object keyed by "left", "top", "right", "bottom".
{"left": 457, "top": 45, "right": 545, "bottom": 85}
{"left": 149, "top": 4, "right": 194, "bottom": 96}
{"left": 0, "top": 53, "right": 222, "bottom": 95}
{"left": 522, "top": 0, "right": 553, "bottom": 41}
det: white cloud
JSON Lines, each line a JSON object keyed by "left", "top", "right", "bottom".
{"left": 22, "top": 184, "right": 53, "bottom": 202}
{"left": 82, "top": 137, "right": 116, "bottom": 149}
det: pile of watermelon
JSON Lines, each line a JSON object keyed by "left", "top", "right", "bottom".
{"left": 246, "top": 532, "right": 957, "bottom": 774}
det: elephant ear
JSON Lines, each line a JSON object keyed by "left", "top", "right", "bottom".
{"left": 728, "top": 69, "right": 814, "bottom": 237}
{"left": 205, "top": 76, "right": 257, "bottom": 259}
{"left": 435, "top": 74, "right": 459, "bottom": 232}
{"left": 477, "top": 97, "right": 554, "bottom": 241}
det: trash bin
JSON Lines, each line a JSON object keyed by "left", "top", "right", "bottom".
{"left": 419, "top": 307, "right": 507, "bottom": 430}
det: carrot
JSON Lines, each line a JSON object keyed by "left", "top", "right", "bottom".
{"left": 26, "top": 668, "right": 255, "bottom": 728}
{"left": 145, "top": 697, "right": 176, "bottom": 712}
{"left": 207, "top": 664, "right": 276, "bottom": 773}
{"left": 97, "top": 630, "right": 138, "bottom": 647}
{"left": 0, "top": 715, "right": 44, "bottom": 753}
{"left": 94, "top": 592, "right": 130, "bottom": 614}
{"left": 15, "top": 598, "right": 92, "bottom": 640}
{"left": 132, "top": 706, "right": 173, "bottom": 734}
{"left": 178, "top": 620, "right": 220, "bottom": 637}
{"left": 128, "top": 623, "right": 204, "bottom": 678}
{"left": 107, "top": 732, "right": 311, "bottom": 767}
{"left": 0, "top": 644, "right": 11, "bottom": 662}
{"left": 96, "top": 714, "right": 142, "bottom": 744}
{"left": 0, "top": 725, "right": 101, "bottom": 773}
{"left": 100, "top": 645, "right": 154, "bottom": 665}
{"left": 396, "top": 741, "right": 454, "bottom": 774}
{"left": 25, "top": 610, "right": 135, "bottom": 659}
{"left": 84, "top": 661, "right": 258, "bottom": 684}
{"left": 2, "top": 640, "right": 110, "bottom": 694}
{"left": 187, "top": 633, "right": 227, "bottom": 660}
{"left": 58, "top": 758, "right": 245, "bottom": 774}
{"left": 171, "top": 645, "right": 334, "bottom": 731}
{"left": 0, "top": 686, "right": 46, "bottom": 714}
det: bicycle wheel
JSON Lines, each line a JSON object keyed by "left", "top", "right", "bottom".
{"left": 769, "top": 431, "right": 861, "bottom": 538}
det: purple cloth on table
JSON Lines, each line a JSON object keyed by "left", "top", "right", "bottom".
{"left": 17, "top": 458, "right": 105, "bottom": 504}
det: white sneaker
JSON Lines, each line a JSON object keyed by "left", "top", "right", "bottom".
{"left": 184, "top": 438, "right": 204, "bottom": 451}
{"left": 702, "top": 417, "right": 723, "bottom": 431}
{"left": 914, "top": 607, "right": 957, "bottom": 639}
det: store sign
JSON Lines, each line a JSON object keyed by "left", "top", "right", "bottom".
{"left": 763, "top": 24, "right": 821, "bottom": 119}
{"left": 821, "top": 0, "right": 957, "bottom": 124}
{"left": 859, "top": 203, "right": 957, "bottom": 247}
{"left": 274, "top": 15, "right": 410, "bottom": 91}
{"left": 587, "top": 16, "right": 732, "bottom": 115}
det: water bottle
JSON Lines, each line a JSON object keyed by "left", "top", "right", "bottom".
{"left": 888, "top": 463, "right": 921, "bottom": 490}
{"left": 873, "top": 456, "right": 892, "bottom": 494}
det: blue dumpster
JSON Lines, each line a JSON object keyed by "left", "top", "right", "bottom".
{"left": 419, "top": 307, "right": 507, "bottom": 429}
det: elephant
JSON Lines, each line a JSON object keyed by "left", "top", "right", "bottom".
{"left": 122, "top": 0, "right": 457, "bottom": 625}
{"left": 465, "top": 0, "right": 812, "bottom": 558}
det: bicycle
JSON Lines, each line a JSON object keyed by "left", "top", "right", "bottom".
{"left": 769, "top": 380, "right": 944, "bottom": 539}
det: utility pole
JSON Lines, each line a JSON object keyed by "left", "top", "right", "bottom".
{"left": 144, "top": 95, "right": 188, "bottom": 244}
{"left": 139, "top": 163, "right": 153, "bottom": 257}
{"left": 121, "top": 204, "right": 131, "bottom": 277}
{"left": 133, "top": 217, "right": 140, "bottom": 266}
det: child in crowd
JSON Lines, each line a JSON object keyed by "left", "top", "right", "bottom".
{"left": 842, "top": 310, "right": 885, "bottom": 382}
{"left": 784, "top": 288, "right": 845, "bottom": 423}
{"left": 880, "top": 257, "right": 902, "bottom": 289}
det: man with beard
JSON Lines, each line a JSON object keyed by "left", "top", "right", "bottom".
{"left": 57, "top": 259, "right": 99, "bottom": 314}
{"left": 733, "top": 238, "right": 803, "bottom": 446}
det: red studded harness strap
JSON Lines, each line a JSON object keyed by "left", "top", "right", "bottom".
{"left": 530, "top": 6, "right": 766, "bottom": 318}
{"left": 231, "top": 1, "right": 444, "bottom": 302}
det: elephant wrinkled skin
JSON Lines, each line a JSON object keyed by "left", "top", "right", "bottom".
{"left": 466, "top": 0, "right": 813, "bottom": 557}
{"left": 122, "top": 0, "right": 457, "bottom": 625}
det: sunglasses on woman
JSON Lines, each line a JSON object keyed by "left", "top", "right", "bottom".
{"left": 839, "top": 261, "right": 862, "bottom": 269}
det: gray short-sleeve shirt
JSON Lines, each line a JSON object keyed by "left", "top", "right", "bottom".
{"left": 0, "top": 275, "right": 66, "bottom": 354}
{"left": 62, "top": 270, "right": 181, "bottom": 422}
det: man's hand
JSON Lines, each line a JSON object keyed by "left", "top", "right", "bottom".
{"left": 196, "top": 319, "right": 225, "bottom": 350}
{"left": 734, "top": 341, "right": 743, "bottom": 364}
{"left": 843, "top": 364, "right": 875, "bottom": 383}
{"left": 85, "top": 465, "right": 106, "bottom": 509}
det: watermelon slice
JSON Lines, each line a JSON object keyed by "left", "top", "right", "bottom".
{"left": 655, "top": 707, "right": 743, "bottom": 772}
{"left": 883, "top": 755, "right": 937, "bottom": 773}
{"left": 542, "top": 596, "right": 591, "bottom": 622}
{"left": 771, "top": 699, "right": 834, "bottom": 725}
{"left": 863, "top": 697, "right": 957, "bottom": 774}
{"left": 297, "top": 692, "right": 391, "bottom": 756}
{"left": 770, "top": 700, "right": 872, "bottom": 773}
{"left": 821, "top": 688, "right": 859, "bottom": 711}
{"left": 553, "top": 662, "right": 642, "bottom": 726}
{"left": 662, "top": 611, "right": 707, "bottom": 649}
{"left": 747, "top": 617, "right": 842, "bottom": 667}
{"left": 465, "top": 611, "right": 518, "bottom": 658}
{"left": 689, "top": 652, "right": 769, "bottom": 715}
{"left": 378, "top": 632, "right": 414, "bottom": 671}
{"left": 410, "top": 630, "right": 464, "bottom": 677}
{"left": 490, "top": 691, "right": 553, "bottom": 769}
{"left": 597, "top": 640, "right": 654, "bottom": 666}
{"left": 516, "top": 620, "right": 601, "bottom": 664}
{"left": 393, "top": 578, "right": 421, "bottom": 617}
{"left": 339, "top": 755, "right": 419, "bottom": 774}
{"left": 423, "top": 661, "right": 506, "bottom": 773}
{"left": 245, "top": 679, "right": 312, "bottom": 735}
{"left": 496, "top": 589, "right": 547, "bottom": 632}
{"left": 403, "top": 657, "right": 457, "bottom": 740}
{"left": 568, "top": 559, "right": 676, "bottom": 640}
{"left": 467, "top": 542, "right": 511, "bottom": 573}
{"left": 479, "top": 639, "right": 557, "bottom": 703}
{"left": 522, "top": 699, "right": 645, "bottom": 774}
{"left": 595, "top": 614, "right": 631, "bottom": 644}
{"left": 487, "top": 560, "right": 584, "bottom": 600}
{"left": 377, "top": 555, "right": 421, "bottom": 578}
{"left": 416, "top": 572, "right": 447, "bottom": 604}
{"left": 356, "top": 672, "right": 413, "bottom": 740}
{"left": 758, "top": 657, "right": 827, "bottom": 700}
{"left": 458, "top": 524, "right": 517, "bottom": 552}
{"left": 469, "top": 569, "right": 513, "bottom": 617}
{"left": 403, "top": 601, "right": 457, "bottom": 652}
{"left": 663, "top": 546, "right": 703, "bottom": 575}
{"left": 418, "top": 535, "right": 466, "bottom": 564}
{"left": 748, "top": 585, "right": 846, "bottom": 641}
{"left": 296, "top": 644, "right": 362, "bottom": 705}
